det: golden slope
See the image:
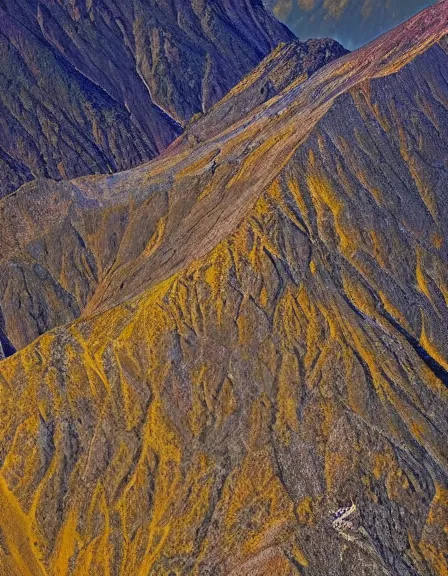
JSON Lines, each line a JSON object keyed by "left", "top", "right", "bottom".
{"left": 0, "top": 3, "right": 448, "bottom": 574}
{"left": 0, "top": 156, "right": 447, "bottom": 573}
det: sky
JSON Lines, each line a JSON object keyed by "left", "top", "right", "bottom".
{"left": 266, "top": 0, "right": 436, "bottom": 50}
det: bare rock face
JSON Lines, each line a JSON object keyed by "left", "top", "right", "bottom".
{"left": 0, "top": 2, "right": 447, "bottom": 575}
{"left": 0, "top": 0, "right": 293, "bottom": 197}
{"left": 266, "top": 0, "right": 433, "bottom": 49}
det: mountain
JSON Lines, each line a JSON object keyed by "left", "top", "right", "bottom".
{"left": 0, "top": 35, "right": 347, "bottom": 357}
{"left": 0, "top": 3, "right": 447, "bottom": 575}
{"left": 0, "top": 0, "right": 293, "bottom": 197}
{"left": 0, "top": 0, "right": 448, "bottom": 576}
{"left": 266, "top": 0, "right": 434, "bottom": 49}
{"left": 183, "top": 36, "right": 349, "bottom": 143}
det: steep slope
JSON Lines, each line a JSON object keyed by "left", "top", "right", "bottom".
{"left": 266, "top": 0, "right": 434, "bottom": 49}
{"left": 0, "top": 3, "right": 447, "bottom": 575}
{"left": 183, "top": 36, "right": 349, "bottom": 143}
{"left": 0, "top": 0, "right": 293, "bottom": 197}
{"left": 0, "top": 34, "right": 347, "bottom": 355}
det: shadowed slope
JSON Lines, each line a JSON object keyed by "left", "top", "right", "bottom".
{"left": 0, "top": 3, "right": 447, "bottom": 575}
{"left": 0, "top": 0, "right": 293, "bottom": 197}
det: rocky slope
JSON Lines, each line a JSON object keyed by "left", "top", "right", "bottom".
{"left": 183, "top": 37, "right": 349, "bottom": 144}
{"left": 0, "top": 2, "right": 447, "bottom": 575}
{"left": 0, "top": 0, "right": 293, "bottom": 197}
{"left": 266, "top": 0, "right": 433, "bottom": 49}
{"left": 0, "top": 35, "right": 347, "bottom": 356}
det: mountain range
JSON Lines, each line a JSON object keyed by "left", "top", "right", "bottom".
{"left": 0, "top": 1, "right": 447, "bottom": 575}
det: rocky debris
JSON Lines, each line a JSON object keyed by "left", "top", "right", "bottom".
{"left": 332, "top": 504, "right": 358, "bottom": 539}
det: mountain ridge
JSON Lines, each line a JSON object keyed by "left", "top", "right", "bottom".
{"left": 1, "top": 0, "right": 445, "bottom": 346}
{"left": 0, "top": 35, "right": 350, "bottom": 355}
{"left": 0, "top": 3, "right": 447, "bottom": 575}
